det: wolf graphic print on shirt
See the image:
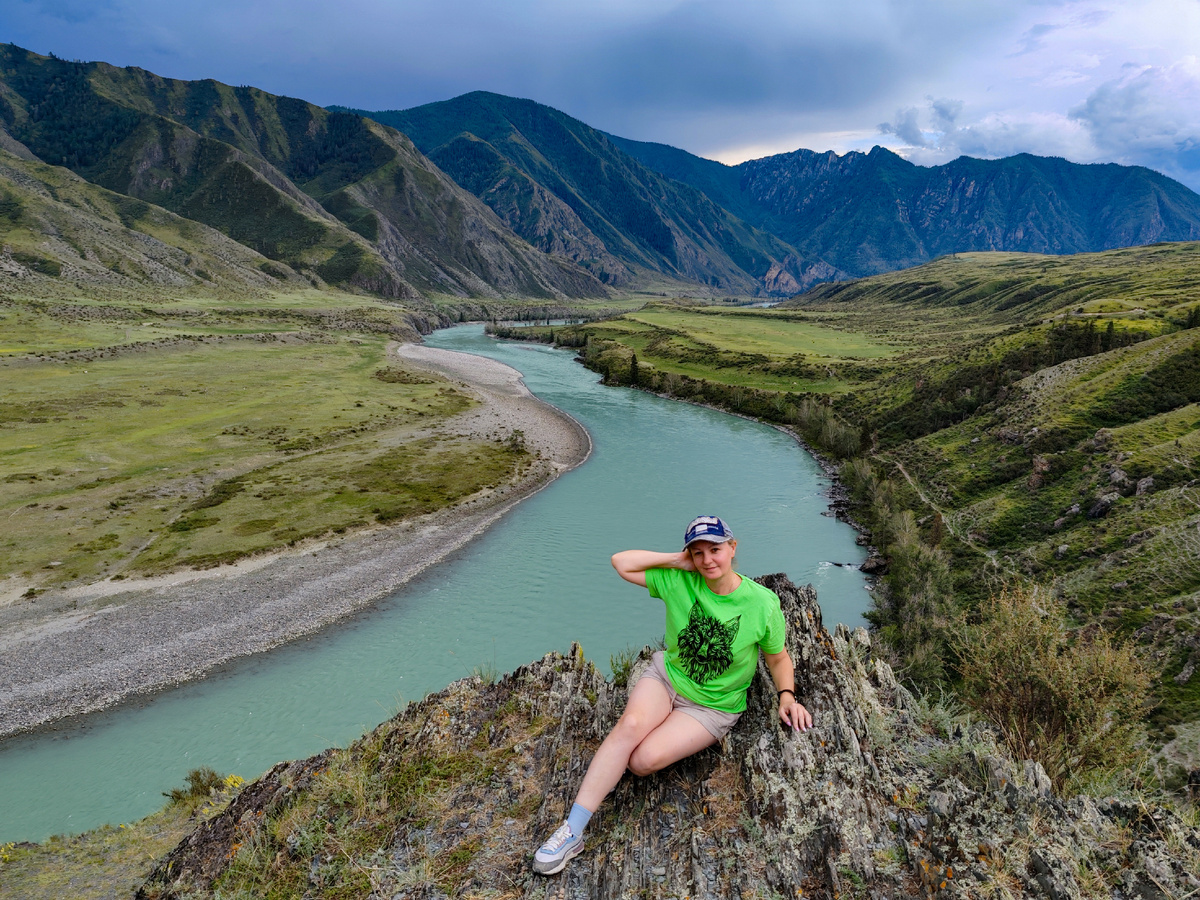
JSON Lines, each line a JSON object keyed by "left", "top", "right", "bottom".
{"left": 676, "top": 602, "right": 740, "bottom": 684}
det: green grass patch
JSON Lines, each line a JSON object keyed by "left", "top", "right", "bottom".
{"left": 127, "top": 436, "right": 526, "bottom": 574}
{"left": 626, "top": 306, "right": 899, "bottom": 359}
{"left": 0, "top": 305, "right": 148, "bottom": 354}
{"left": 0, "top": 771, "right": 243, "bottom": 900}
{"left": 0, "top": 329, "right": 500, "bottom": 589}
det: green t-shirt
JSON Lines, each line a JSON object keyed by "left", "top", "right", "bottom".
{"left": 645, "top": 567, "right": 787, "bottom": 714}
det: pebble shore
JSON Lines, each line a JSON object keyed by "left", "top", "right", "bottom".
{"left": 0, "top": 342, "right": 591, "bottom": 739}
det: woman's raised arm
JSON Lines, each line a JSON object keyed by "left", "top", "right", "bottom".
{"left": 610, "top": 549, "right": 694, "bottom": 587}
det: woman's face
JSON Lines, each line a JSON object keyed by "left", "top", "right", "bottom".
{"left": 688, "top": 539, "right": 737, "bottom": 582}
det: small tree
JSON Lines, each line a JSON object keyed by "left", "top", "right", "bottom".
{"left": 629, "top": 352, "right": 640, "bottom": 386}
{"left": 953, "top": 588, "right": 1151, "bottom": 790}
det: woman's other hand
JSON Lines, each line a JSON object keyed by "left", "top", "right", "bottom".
{"left": 779, "top": 695, "right": 812, "bottom": 733}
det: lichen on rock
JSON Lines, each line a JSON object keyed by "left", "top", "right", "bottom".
{"left": 138, "top": 576, "right": 1200, "bottom": 899}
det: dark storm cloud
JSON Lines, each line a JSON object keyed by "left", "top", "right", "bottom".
{"left": 2, "top": 0, "right": 1013, "bottom": 130}
{"left": 4, "top": 0, "right": 1197, "bottom": 189}
{"left": 567, "top": 7, "right": 897, "bottom": 115}
{"left": 930, "top": 98, "right": 963, "bottom": 128}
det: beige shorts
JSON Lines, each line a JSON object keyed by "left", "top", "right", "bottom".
{"left": 637, "top": 651, "right": 742, "bottom": 740}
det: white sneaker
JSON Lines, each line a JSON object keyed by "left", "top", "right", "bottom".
{"left": 533, "top": 821, "right": 584, "bottom": 874}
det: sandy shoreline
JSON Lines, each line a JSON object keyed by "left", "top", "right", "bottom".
{"left": 0, "top": 342, "right": 591, "bottom": 740}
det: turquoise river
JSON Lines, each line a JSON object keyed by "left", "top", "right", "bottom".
{"left": 0, "top": 324, "right": 868, "bottom": 842}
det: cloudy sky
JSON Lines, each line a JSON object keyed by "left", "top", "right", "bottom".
{"left": 4, "top": 0, "right": 1200, "bottom": 189}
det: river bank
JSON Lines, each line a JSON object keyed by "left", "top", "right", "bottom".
{"left": 0, "top": 343, "right": 592, "bottom": 740}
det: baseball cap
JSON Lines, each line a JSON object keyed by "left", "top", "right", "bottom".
{"left": 684, "top": 515, "right": 734, "bottom": 548}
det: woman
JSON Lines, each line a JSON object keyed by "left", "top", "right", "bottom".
{"left": 533, "top": 515, "right": 813, "bottom": 875}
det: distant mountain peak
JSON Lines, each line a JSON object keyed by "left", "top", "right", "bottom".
{"left": 611, "top": 129, "right": 1200, "bottom": 278}
{"left": 348, "top": 92, "right": 838, "bottom": 295}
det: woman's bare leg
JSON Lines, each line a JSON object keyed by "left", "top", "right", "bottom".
{"left": 627, "top": 710, "right": 717, "bottom": 776}
{"left": 573, "top": 676, "right": 672, "bottom": 811}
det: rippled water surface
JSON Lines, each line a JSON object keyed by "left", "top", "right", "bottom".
{"left": 0, "top": 325, "right": 867, "bottom": 841}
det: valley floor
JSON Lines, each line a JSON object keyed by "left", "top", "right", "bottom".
{"left": 0, "top": 343, "right": 591, "bottom": 739}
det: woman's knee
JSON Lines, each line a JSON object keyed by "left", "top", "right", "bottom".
{"left": 611, "top": 708, "right": 654, "bottom": 742}
{"left": 627, "top": 744, "right": 663, "bottom": 777}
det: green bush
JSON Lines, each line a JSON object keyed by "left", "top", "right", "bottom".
{"left": 610, "top": 645, "right": 639, "bottom": 688}
{"left": 163, "top": 766, "right": 225, "bottom": 804}
{"left": 0, "top": 192, "right": 24, "bottom": 223}
{"left": 953, "top": 588, "right": 1151, "bottom": 791}
{"left": 873, "top": 511, "right": 956, "bottom": 684}
{"left": 12, "top": 250, "right": 62, "bottom": 276}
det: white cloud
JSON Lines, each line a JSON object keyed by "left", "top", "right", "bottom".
{"left": 879, "top": 107, "right": 930, "bottom": 148}
{"left": 1069, "top": 58, "right": 1200, "bottom": 177}
{"left": 901, "top": 109, "right": 1094, "bottom": 164}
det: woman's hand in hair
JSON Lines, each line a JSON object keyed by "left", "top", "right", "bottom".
{"left": 611, "top": 549, "right": 694, "bottom": 586}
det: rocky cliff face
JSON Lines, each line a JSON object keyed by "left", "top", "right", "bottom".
{"left": 138, "top": 576, "right": 1200, "bottom": 899}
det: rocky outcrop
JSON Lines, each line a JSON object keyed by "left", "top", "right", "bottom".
{"left": 138, "top": 576, "right": 1200, "bottom": 899}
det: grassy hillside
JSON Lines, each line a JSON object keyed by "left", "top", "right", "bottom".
{"left": 344, "top": 92, "right": 839, "bottom": 295}
{"left": 510, "top": 242, "right": 1200, "bottom": 753}
{"left": 0, "top": 147, "right": 301, "bottom": 291}
{"left": 791, "top": 243, "right": 1200, "bottom": 321}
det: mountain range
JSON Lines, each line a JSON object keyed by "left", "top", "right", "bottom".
{"left": 606, "top": 135, "right": 1200, "bottom": 277}
{"left": 0, "top": 45, "right": 603, "bottom": 300}
{"left": 338, "top": 92, "right": 835, "bottom": 294}
{"left": 3, "top": 44, "right": 1200, "bottom": 300}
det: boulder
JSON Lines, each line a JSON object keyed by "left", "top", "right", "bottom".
{"left": 859, "top": 554, "right": 889, "bottom": 575}
{"left": 1088, "top": 492, "right": 1119, "bottom": 518}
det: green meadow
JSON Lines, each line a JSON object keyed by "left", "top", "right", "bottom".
{"left": 626, "top": 307, "right": 898, "bottom": 358}
{"left": 534, "top": 305, "right": 899, "bottom": 393}
{"left": 0, "top": 288, "right": 530, "bottom": 595}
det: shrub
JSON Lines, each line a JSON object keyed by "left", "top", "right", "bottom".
{"left": 12, "top": 250, "right": 61, "bottom": 276}
{"left": 840, "top": 457, "right": 878, "bottom": 503}
{"left": 164, "top": 766, "right": 225, "bottom": 804}
{"left": 876, "top": 511, "right": 956, "bottom": 684}
{"left": 610, "top": 645, "right": 639, "bottom": 688}
{"left": 953, "top": 587, "right": 1152, "bottom": 791}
